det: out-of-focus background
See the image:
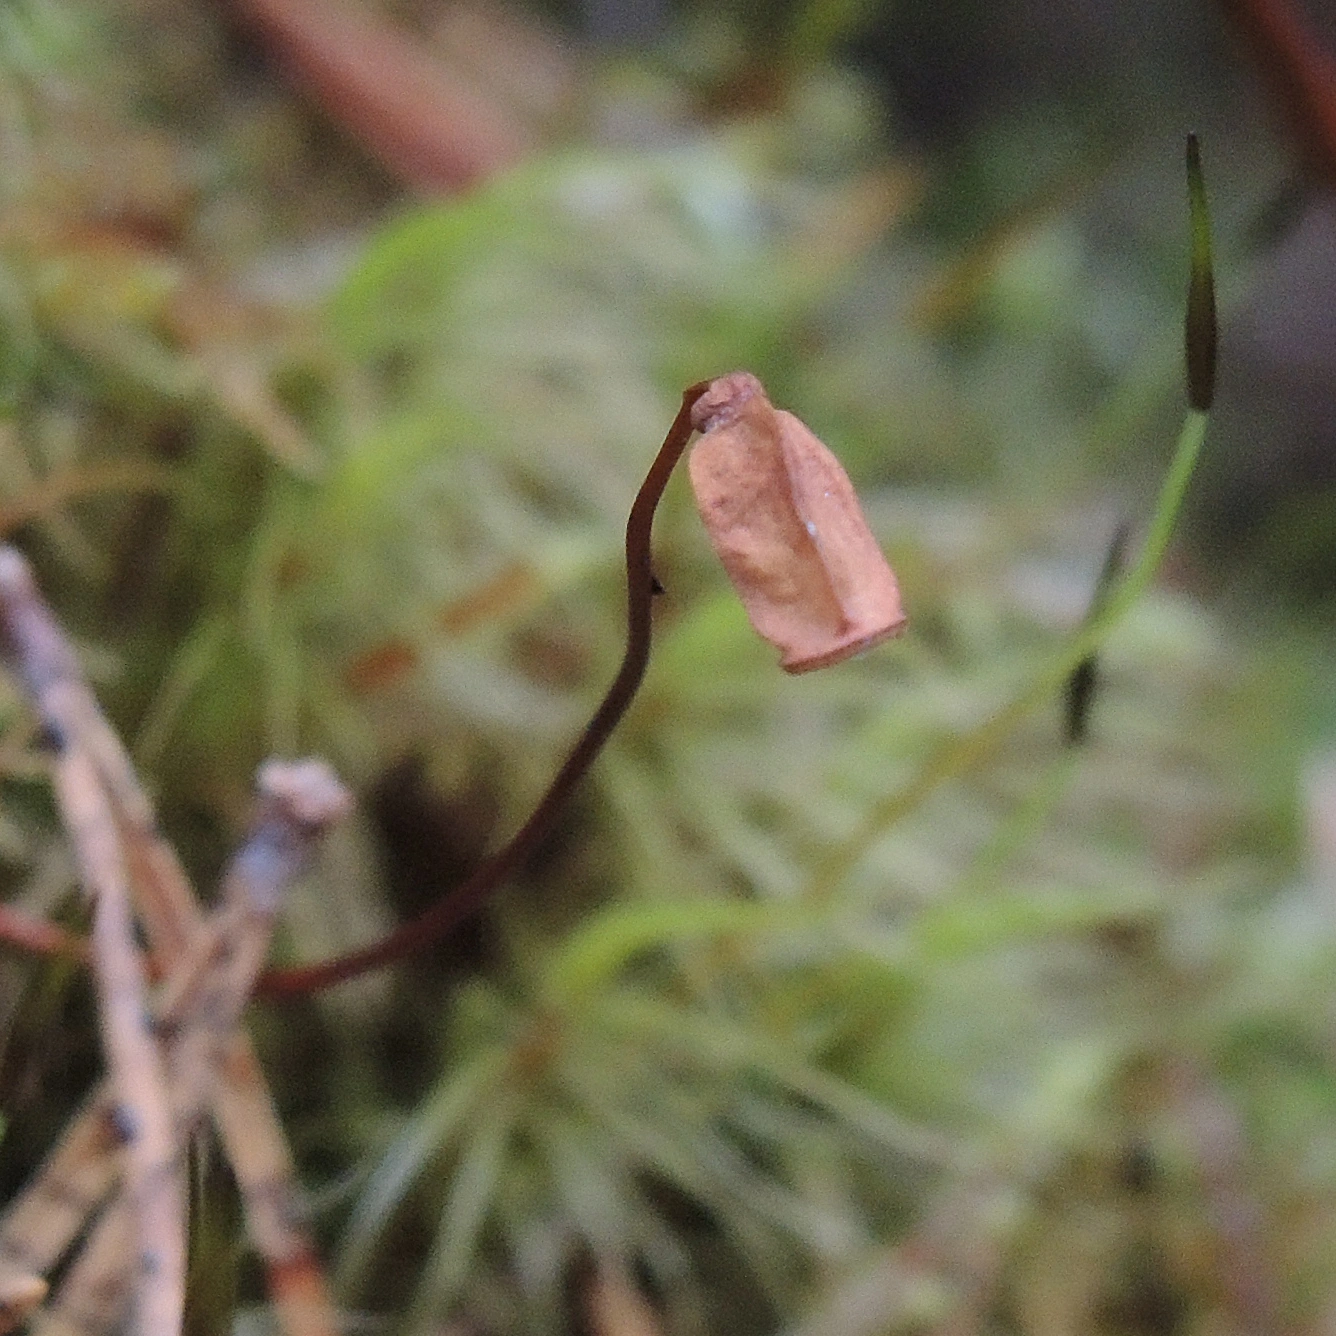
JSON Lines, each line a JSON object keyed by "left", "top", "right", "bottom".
{"left": 1, "top": 0, "right": 1335, "bottom": 1332}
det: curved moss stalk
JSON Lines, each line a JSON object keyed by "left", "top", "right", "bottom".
{"left": 260, "top": 383, "right": 709, "bottom": 995}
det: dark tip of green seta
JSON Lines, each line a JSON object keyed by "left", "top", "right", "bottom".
{"left": 1063, "top": 521, "right": 1131, "bottom": 748}
{"left": 1185, "top": 133, "right": 1217, "bottom": 412}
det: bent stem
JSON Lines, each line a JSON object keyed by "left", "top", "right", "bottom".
{"left": 260, "top": 383, "right": 710, "bottom": 995}
{"left": 803, "top": 408, "right": 1210, "bottom": 904}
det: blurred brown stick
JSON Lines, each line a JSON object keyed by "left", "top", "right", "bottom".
{"left": 1220, "top": 0, "right": 1336, "bottom": 185}
{"left": 231, "top": 0, "right": 532, "bottom": 191}
{"left": 53, "top": 748, "right": 184, "bottom": 1336}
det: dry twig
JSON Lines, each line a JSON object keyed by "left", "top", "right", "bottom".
{"left": 0, "top": 547, "right": 350, "bottom": 1336}
{"left": 33, "top": 761, "right": 351, "bottom": 1335}
{"left": 53, "top": 748, "right": 184, "bottom": 1336}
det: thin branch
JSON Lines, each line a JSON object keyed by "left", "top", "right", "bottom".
{"left": 161, "top": 760, "right": 351, "bottom": 1121}
{"left": 0, "top": 548, "right": 201, "bottom": 958}
{"left": 261, "top": 381, "right": 709, "bottom": 995}
{"left": 32, "top": 1195, "right": 135, "bottom": 1336}
{"left": 0, "top": 1095, "right": 124, "bottom": 1282}
{"left": 208, "top": 1036, "right": 336, "bottom": 1336}
{"left": 53, "top": 748, "right": 185, "bottom": 1336}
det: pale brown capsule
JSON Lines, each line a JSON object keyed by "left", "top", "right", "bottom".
{"left": 688, "top": 372, "right": 906, "bottom": 673}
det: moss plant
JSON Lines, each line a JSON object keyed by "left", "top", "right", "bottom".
{"left": 0, "top": 6, "right": 1328, "bottom": 1335}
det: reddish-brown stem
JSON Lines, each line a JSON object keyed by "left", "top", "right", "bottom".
{"left": 1219, "top": 0, "right": 1336, "bottom": 186}
{"left": 229, "top": 0, "right": 530, "bottom": 192}
{"left": 258, "top": 383, "right": 709, "bottom": 996}
{"left": 0, "top": 387, "right": 706, "bottom": 994}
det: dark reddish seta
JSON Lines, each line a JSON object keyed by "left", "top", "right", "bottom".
{"left": 688, "top": 372, "right": 906, "bottom": 672}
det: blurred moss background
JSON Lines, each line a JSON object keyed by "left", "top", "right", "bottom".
{"left": 0, "top": 0, "right": 1334, "bottom": 1332}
